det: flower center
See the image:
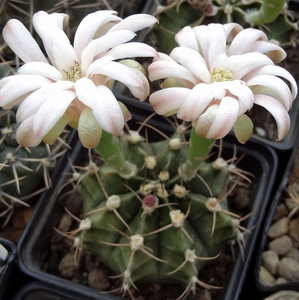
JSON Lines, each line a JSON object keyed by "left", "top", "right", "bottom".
{"left": 64, "top": 61, "right": 82, "bottom": 82}
{"left": 211, "top": 67, "right": 233, "bottom": 82}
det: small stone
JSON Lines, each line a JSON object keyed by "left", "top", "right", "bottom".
{"left": 285, "top": 248, "right": 299, "bottom": 261}
{"left": 261, "top": 250, "right": 279, "bottom": 275}
{"left": 58, "top": 252, "right": 77, "bottom": 278}
{"left": 255, "top": 127, "right": 267, "bottom": 137}
{"left": 273, "top": 204, "right": 290, "bottom": 221}
{"left": 87, "top": 268, "right": 110, "bottom": 291}
{"left": 293, "top": 239, "right": 299, "bottom": 248}
{"left": 289, "top": 218, "right": 299, "bottom": 241}
{"left": 269, "top": 235, "right": 293, "bottom": 255}
{"left": 275, "top": 277, "right": 288, "bottom": 285}
{"left": 285, "top": 198, "right": 298, "bottom": 211}
{"left": 277, "top": 257, "right": 299, "bottom": 281}
{"left": 57, "top": 213, "right": 73, "bottom": 232}
{"left": 259, "top": 266, "right": 276, "bottom": 286}
{"left": 268, "top": 217, "right": 289, "bottom": 238}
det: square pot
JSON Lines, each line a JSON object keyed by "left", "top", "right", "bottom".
{"left": 17, "top": 111, "right": 278, "bottom": 300}
{"left": 255, "top": 131, "right": 299, "bottom": 296}
{"left": 0, "top": 237, "right": 16, "bottom": 299}
{"left": 12, "top": 281, "right": 85, "bottom": 300}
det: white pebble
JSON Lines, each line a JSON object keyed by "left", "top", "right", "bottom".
{"left": 277, "top": 257, "right": 299, "bottom": 281}
{"left": 269, "top": 235, "right": 293, "bottom": 255}
{"left": 261, "top": 250, "right": 279, "bottom": 276}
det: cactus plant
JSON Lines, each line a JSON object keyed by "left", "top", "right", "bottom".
{"left": 64, "top": 122, "right": 250, "bottom": 298}
{"left": 0, "top": 107, "right": 68, "bottom": 227}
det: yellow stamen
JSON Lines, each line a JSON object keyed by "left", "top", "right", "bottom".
{"left": 64, "top": 61, "right": 82, "bottom": 82}
{"left": 211, "top": 67, "right": 233, "bottom": 82}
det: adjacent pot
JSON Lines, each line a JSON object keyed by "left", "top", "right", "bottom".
{"left": 0, "top": 237, "right": 16, "bottom": 299}
{"left": 17, "top": 109, "right": 278, "bottom": 300}
{"left": 255, "top": 132, "right": 299, "bottom": 296}
{"left": 262, "top": 290, "right": 299, "bottom": 300}
{"left": 12, "top": 281, "right": 83, "bottom": 300}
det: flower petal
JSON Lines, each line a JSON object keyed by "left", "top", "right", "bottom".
{"left": 106, "top": 42, "right": 158, "bottom": 60}
{"left": 246, "top": 74, "right": 293, "bottom": 110}
{"left": 3, "top": 19, "right": 48, "bottom": 63}
{"left": 16, "top": 89, "right": 52, "bottom": 123}
{"left": 148, "top": 60, "right": 197, "bottom": 85}
{"left": 175, "top": 26, "right": 199, "bottom": 53}
{"left": 207, "top": 24, "right": 227, "bottom": 52}
{"left": 196, "top": 96, "right": 240, "bottom": 139}
{"left": 81, "top": 30, "right": 136, "bottom": 74}
{"left": 39, "top": 81, "right": 74, "bottom": 93}
{"left": 228, "top": 52, "right": 274, "bottom": 80}
{"left": 33, "top": 90, "right": 76, "bottom": 137}
{"left": 107, "top": 14, "right": 158, "bottom": 33}
{"left": 153, "top": 52, "right": 176, "bottom": 63}
{"left": 192, "top": 25, "right": 210, "bottom": 59}
{"left": 254, "top": 94, "right": 290, "bottom": 141}
{"left": 89, "top": 61, "right": 150, "bottom": 101}
{"left": 216, "top": 80, "right": 254, "bottom": 113}
{"left": 243, "top": 65, "right": 297, "bottom": 100}
{"left": 43, "top": 113, "right": 74, "bottom": 144}
{"left": 49, "top": 12, "right": 69, "bottom": 29}
{"left": 177, "top": 84, "right": 214, "bottom": 120}
{"left": 149, "top": 88, "right": 190, "bottom": 116}
{"left": 16, "top": 117, "right": 43, "bottom": 147}
{"left": 228, "top": 27, "right": 267, "bottom": 55}
{"left": 223, "top": 23, "right": 243, "bottom": 42}
{"left": 93, "top": 85, "right": 125, "bottom": 135}
{"left": 33, "top": 11, "right": 78, "bottom": 71}
{"left": 170, "top": 47, "right": 211, "bottom": 83}
{"left": 75, "top": 77, "right": 99, "bottom": 108}
{"left": 18, "top": 62, "right": 64, "bottom": 81}
{"left": 0, "top": 75, "right": 52, "bottom": 108}
{"left": 74, "top": 10, "right": 120, "bottom": 58}
{"left": 247, "top": 40, "right": 286, "bottom": 64}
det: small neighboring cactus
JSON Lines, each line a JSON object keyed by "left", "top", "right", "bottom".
{"left": 153, "top": 0, "right": 297, "bottom": 54}
{"left": 65, "top": 123, "right": 249, "bottom": 297}
{"left": 0, "top": 108, "right": 67, "bottom": 226}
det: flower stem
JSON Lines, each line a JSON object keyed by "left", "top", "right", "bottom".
{"left": 94, "top": 130, "right": 137, "bottom": 179}
{"left": 182, "top": 127, "right": 215, "bottom": 180}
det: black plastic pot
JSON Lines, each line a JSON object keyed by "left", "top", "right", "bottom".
{"left": 12, "top": 281, "right": 84, "bottom": 300}
{"left": 255, "top": 129, "right": 299, "bottom": 297}
{"left": 0, "top": 238, "right": 16, "bottom": 299}
{"left": 17, "top": 107, "right": 278, "bottom": 300}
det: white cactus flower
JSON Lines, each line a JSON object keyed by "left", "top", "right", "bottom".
{"left": 0, "top": 10, "right": 158, "bottom": 147}
{"left": 148, "top": 23, "right": 297, "bottom": 143}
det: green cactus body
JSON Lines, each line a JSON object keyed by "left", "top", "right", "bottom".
{"left": 0, "top": 109, "right": 57, "bottom": 218}
{"left": 75, "top": 127, "right": 239, "bottom": 293}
